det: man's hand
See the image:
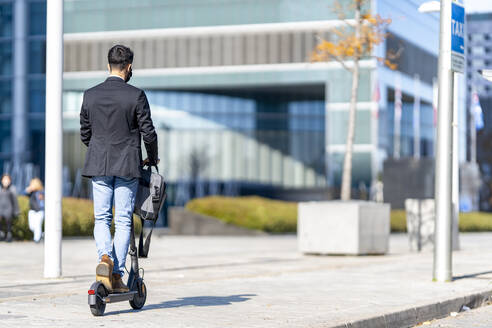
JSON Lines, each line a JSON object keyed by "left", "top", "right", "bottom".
{"left": 142, "top": 158, "right": 160, "bottom": 166}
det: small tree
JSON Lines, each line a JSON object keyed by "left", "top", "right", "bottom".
{"left": 312, "top": 0, "right": 395, "bottom": 201}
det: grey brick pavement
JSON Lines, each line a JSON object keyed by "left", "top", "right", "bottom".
{"left": 1, "top": 234, "right": 492, "bottom": 327}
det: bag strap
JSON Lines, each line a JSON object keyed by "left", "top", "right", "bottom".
{"left": 137, "top": 163, "right": 162, "bottom": 258}
{"left": 138, "top": 217, "right": 156, "bottom": 258}
{"left": 129, "top": 218, "right": 138, "bottom": 257}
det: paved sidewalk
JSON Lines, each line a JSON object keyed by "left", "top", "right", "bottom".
{"left": 1, "top": 233, "right": 492, "bottom": 327}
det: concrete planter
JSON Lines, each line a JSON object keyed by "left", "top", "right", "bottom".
{"left": 298, "top": 201, "right": 390, "bottom": 255}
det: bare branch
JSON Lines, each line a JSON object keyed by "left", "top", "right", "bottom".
{"left": 340, "top": 18, "right": 356, "bottom": 29}
{"left": 386, "top": 45, "right": 404, "bottom": 60}
{"left": 325, "top": 53, "right": 354, "bottom": 72}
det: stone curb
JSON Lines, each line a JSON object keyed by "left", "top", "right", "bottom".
{"left": 331, "top": 290, "right": 492, "bottom": 328}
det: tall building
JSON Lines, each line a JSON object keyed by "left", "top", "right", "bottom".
{"left": 466, "top": 13, "right": 492, "bottom": 160}
{"left": 0, "top": 0, "right": 46, "bottom": 188}
{"left": 467, "top": 13, "right": 492, "bottom": 101}
{"left": 466, "top": 12, "right": 492, "bottom": 210}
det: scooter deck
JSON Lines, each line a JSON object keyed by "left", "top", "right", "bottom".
{"left": 103, "top": 291, "right": 137, "bottom": 304}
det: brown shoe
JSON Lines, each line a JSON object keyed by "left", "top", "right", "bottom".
{"left": 96, "top": 254, "right": 113, "bottom": 291}
{"left": 112, "top": 273, "right": 129, "bottom": 293}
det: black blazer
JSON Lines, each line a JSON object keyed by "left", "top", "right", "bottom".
{"left": 80, "top": 76, "right": 158, "bottom": 179}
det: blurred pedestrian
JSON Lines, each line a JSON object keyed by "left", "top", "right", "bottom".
{"left": 0, "top": 174, "right": 19, "bottom": 242}
{"left": 358, "top": 181, "right": 368, "bottom": 200}
{"left": 26, "top": 178, "right": 45, "bottom": 243}
{"left": 370, "top": 174, "right": 384, "bottom": 203}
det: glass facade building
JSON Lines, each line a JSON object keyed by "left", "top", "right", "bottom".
{"left": 0, "top": 0, "right": 46, "bottom": 189}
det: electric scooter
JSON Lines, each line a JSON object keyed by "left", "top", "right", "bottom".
{"left": 88, "top": 220, "right": 147, "bottom": 316}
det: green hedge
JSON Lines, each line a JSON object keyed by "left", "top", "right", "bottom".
{"left": 186, "top": 196, "right": 492, "bottom": 233}
{"left": 10, "top": 196, "right": 141, "bottom": 240}
{"left": 11, "top": 195, "right": 492, "bottom": 238}
{"left": 391, "top": 210, "right": 407, "bottom": 233}
{"left": 457, "top": 212, "right": 492, "bottom": 232}
{"left": 390, "top": 210, "right": 492, "bottom": 233}
{"left": 186, "top": 196, "right": 297, "bottom": 233}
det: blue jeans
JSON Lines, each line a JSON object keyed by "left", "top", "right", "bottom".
{"left": 92, "top": 176, "right": 138, "bottom": 277}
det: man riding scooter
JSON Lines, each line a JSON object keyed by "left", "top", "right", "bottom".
{"left": 80, "top": 44, "right": 158, "bottom": 293}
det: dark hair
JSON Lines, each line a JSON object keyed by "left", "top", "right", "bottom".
{"left": 108, "top": 45, "right": 134, "bottom": 71}
{"left": 1, "top": 174, "right": 11, "bottom": 188}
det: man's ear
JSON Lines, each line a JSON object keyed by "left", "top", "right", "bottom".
{"left": 127, "top": 63, "right": 132, "bottom": 71}
{"left": 107, "top": 64, "right": 111, "bottom": 73}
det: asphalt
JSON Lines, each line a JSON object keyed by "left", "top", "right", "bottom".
{"left": 421, "top": 303, "right": 492, "bottom": 327}
{"left": 1, "top": 233, "right": 492, "bottom": 327}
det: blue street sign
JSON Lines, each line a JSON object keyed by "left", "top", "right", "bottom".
{"left": 451, "top": 3, "right": 464, "bottom": 54}
{"left": 451, "top": 1, "right": 465, "bottom": 73}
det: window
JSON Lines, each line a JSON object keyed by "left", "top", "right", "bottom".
{"left": 386, "top": 33, "right": 438, "bottom": 85}
{"left": 472, "top": 59, "right": 485, "bottom": 67}
{"left": 0, "top": 119, "right": 11, "bottom": 154}
{"left": 28, "top": 1, "right": 47, "bottom": 36}
{"left": 472, "top": 34, "right": 484, "bottom": 42}
{"left": 0, "top": 81, "right": 11, "bottom": 114}
{"left": 0, "top": 41, "right": 12, "bottom": 76}
{"left": 0, "top": 3, "right": 13, "bottom": 38}
{"left": 64, "top": 28, "right": 332, "bottom": 72}
{"left": 472, "top": 46, "right": 485, "bottom": 55}
{"left": 28, "top": 78, "right": 45, "bottom": 113}
{"left": 28, "top": 40, "right": 46, "bottom": 74}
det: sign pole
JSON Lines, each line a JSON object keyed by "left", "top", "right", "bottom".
{"left": 433, "top": 0, "right": 464, "bottom": 282}
{"left": 452, "top": 72, "right": 460, "bottom": 251}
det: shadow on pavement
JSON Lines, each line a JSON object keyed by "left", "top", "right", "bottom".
{"left": 453, "top": 270, "right": 492, "bottom": 281}
{"left": 105, "top": 294, "right": 256, "bottom": 316}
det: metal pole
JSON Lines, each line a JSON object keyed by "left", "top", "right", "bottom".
{"left": 44, "top": 0, "right": 64, "bottom": 278}
{"left": 13, "top": 0, "right": 27, "bottom": 170}
{"left": 470, "top": 90, "right": 477, "bottom": 163}
{"left": 371, "top": 71, "right": 379, "bottom": 181}
{"left": 433, "top": 0, "right": 453, "bottom": 282}
{"left": 452, "top": 73, "right": 460, "bottom": 251}
{"left": 394, "top": 73, "right": 402, "bottom": 159}
{"left": 413, "top": 74, "right": 421, "bottom": 159}
{"left": 325, "top": 79, "right": 332, "bottom": 187}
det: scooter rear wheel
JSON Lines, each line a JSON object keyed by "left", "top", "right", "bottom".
{"left": 90, "top": 283, "right": 108, "bottom": 316}
{"left": 129, "top": 279, "right": 147, "bottom": 310}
